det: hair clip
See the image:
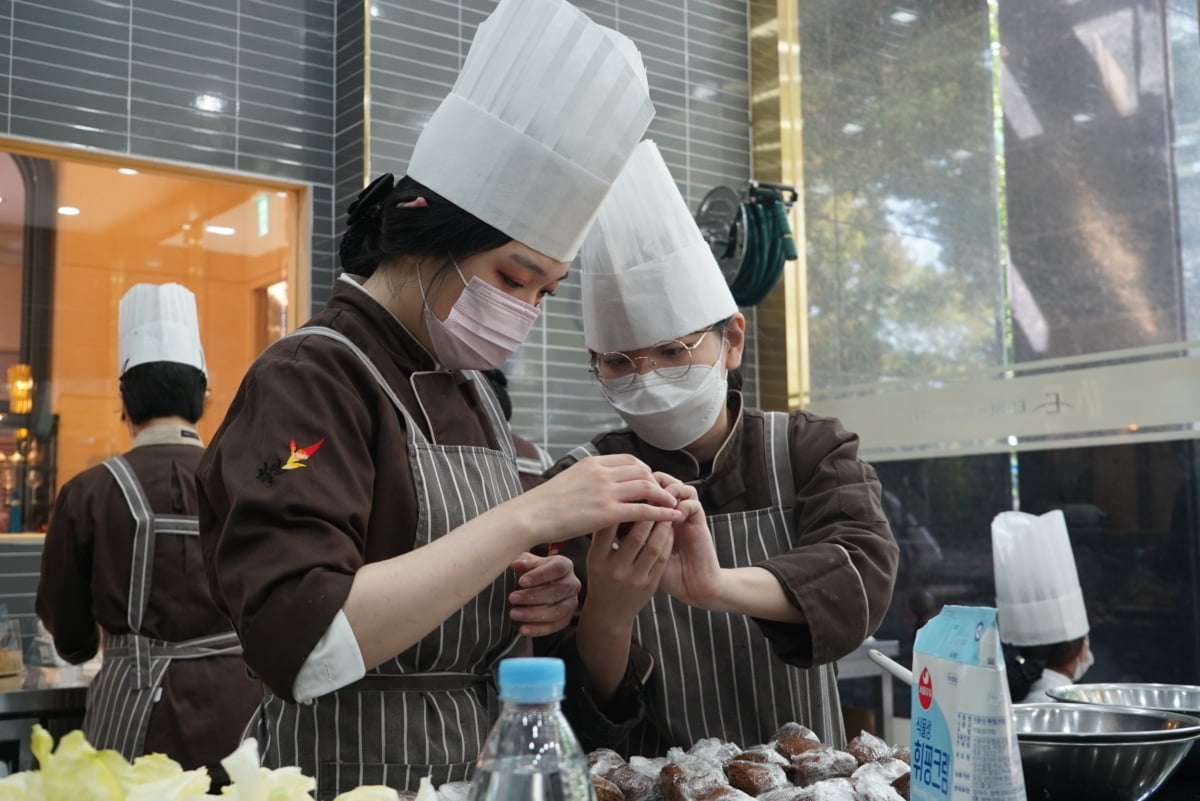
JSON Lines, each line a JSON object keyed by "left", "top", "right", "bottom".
{"left": 347, "top": 173, "right": 395, "bottom": 225}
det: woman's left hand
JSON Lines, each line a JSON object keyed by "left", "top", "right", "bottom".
{"left": 507, "top": 553, "right": 581, "bottom": 637}
{"left": 655, "top": 474, "right": 724, "bottom": 608}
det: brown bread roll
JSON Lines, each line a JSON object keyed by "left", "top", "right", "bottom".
{"left": 844, "top": 731, "right": 891, "bottom": 765}
{"left": 608, "top": 763, "right": 657, "bottom": 801}
{"left": 772, "top": 722, "right": 823, "bottom": 758}
{"left": 725, "top": 759, "right": 788, "bottom": 795}
{"left": 594, "top": 774, "right": 626, "bottom": 801}
{"left": 735, "top": 745, "right": 790, "bottom": 767}
{"left": 660, "top": 755, "right": 729, "bottom": 801}
{"left": 789, "top": 747, "right": 858, "bottom": 785}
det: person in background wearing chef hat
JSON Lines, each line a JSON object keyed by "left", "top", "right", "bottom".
{"left": 543, "top": 140, "right": 900, "bottom": 755}
{"left": 993, "top": 509, "right": 1094, "bottom": 703}
{"left": 194, "top": 0, "right": 693, "bottom": 793}
{"left": 36, "top": 283, "right": 261, "bottom": 785}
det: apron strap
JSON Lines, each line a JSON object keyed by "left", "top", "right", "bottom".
{"left": 104, "top": 630, "right": 242, "bottom": 666}
{"left": 283, "top": 326, "right": 429, "bottom": 446}
{"left": 103, "top": 455, "right": 207, "bottom": 688}
{"left": 347, "top": 671, "right": 487, "bottom": 693}
{"left": 763, "top": 412, "right": 795, "bottom": 510}
{"left": 103, "top": 456, "right": 155, "bottom": 636}
{"left": 462, "top": 369, "right": 517, "bottom": 463}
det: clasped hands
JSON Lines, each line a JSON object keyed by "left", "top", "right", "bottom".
{"left": 506, "top": 471, "right": 720, "bottom": 638}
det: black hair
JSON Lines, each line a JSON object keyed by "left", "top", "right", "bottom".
{"left": 1003, "top": 636, "right": 1086, "bottom": 701}
{"left": 338, "top": 174, "right": 512, "bottom": 279}
{"left": 481, "top": 368, "right": 513, "bottom": 422}
{"left": 120, "top": 362, "right": 207, "bottom": 425}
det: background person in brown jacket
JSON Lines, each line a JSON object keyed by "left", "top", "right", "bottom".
{"left": 550, "top": 141, "right": 900, "bottom": 756}
{"left": 36, "top": 282, "right": 261, "bottom": 784}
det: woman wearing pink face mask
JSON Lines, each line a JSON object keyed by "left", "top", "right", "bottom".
{"left": 193, "top": 0, "right": 686, "bottom": 794}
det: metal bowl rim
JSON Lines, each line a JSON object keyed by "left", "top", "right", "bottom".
{"left": 1014, "top": 702, "right": 1200, "bottom": 742}
{"left": 1047, "top": 682, "right": 1200, "bottom": 697}
{"left": 1017, "top": 735, "right": 1200, "bottom": 747}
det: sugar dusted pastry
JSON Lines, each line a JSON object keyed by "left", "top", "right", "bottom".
{"left": 690, "top": 737, "right": 744, "bottom": 766}
{"left": 725, "top": 759, "right": 788, "bottom": 795}
{"left": 694, "top": 786, "right": 756, "bottom": 801}
{"left": 733, "top": 745, "right": 790, "bottom": 767}
{"left": 852, "top": 758, "right": 910, "bottom": 801}
{"left": 845, "top": 731, "right": 891, "bottom": 765}
{"left": 608, "top": 763, "right": 657, "bottom": 801}
{"left": 589, "top": 747, "right": 627, "bottom": 775}
{"left": 789, "top": 747, "right": 858, "bottom": 785}
{"left": 660, "top": 754, "right": 729, "bottom": 801}
{"left": 772, "top": 723, "right": 823, "bottom": 758}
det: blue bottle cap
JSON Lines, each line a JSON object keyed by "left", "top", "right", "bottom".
{"left": 498, "top": 657, "right": 566, "bottom": 702}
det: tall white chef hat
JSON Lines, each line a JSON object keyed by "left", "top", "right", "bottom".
{"left": 407, "top": 0, "right": 655, "bottom": 263}
{"left": 992, "top": 509, "right": 1089, "bottom": 647}
{"left": 118, "top": 283, "right": 206, "bottom": 378}
{"left": 580, "top": 140, "right": 738, "bottom": 353}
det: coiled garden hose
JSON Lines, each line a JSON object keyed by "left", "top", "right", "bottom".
{"left": 728, "top": 185, "right": 797, "bottom": 307}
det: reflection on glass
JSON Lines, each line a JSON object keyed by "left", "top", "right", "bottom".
{"left": 799, "top": 0, "right": 1004, "bottom": 389}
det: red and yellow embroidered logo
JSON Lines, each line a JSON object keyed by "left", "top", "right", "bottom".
{"left": 257, "top": 437, "right": 325, "bottom": 485}
{"left": 283, "top": 438, "right": 325, "bottom": 470}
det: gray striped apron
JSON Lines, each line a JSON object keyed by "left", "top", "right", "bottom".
{"left": 251, "top": 326, "right": 525, "bottom": 799}
{"left": 572, "top": 411, "right": 846, "bottom": 754}
{"left": 82, "top": 455, "right": 243, "bottom": 760}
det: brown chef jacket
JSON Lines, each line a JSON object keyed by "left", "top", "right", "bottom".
{"left": 195, "top": 278, "right": 513, "bottom": 701}
{"left": 36, "top": 435, "right": 262, "bottom": 772}
{"left": 547, "top": 392, "right": 900, "bottom": 749}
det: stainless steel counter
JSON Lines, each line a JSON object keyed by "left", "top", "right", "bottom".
{"left": 0, "top": 666, "right": 90, "bottom": 720}
{"left": 0, "top": 666, "right": 91, "bottom": 774}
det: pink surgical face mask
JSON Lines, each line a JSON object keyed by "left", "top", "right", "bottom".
{"left": 419, "top": 261, "right": 540, "bottom": 370}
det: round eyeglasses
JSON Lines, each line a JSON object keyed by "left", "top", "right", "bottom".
{"left": 589, "top": 329, "right": 720, "bottom": 390}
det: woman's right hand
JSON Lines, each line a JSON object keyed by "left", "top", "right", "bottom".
{"left": 583, "top": 519, "right": 674, "bottom": 627}
{"left": 515, "top": 454, "right": 684, "bottom": 548}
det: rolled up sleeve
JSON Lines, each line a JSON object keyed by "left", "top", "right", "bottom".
{"left": 756, "top": 413, "right": 899, "bottom": 667}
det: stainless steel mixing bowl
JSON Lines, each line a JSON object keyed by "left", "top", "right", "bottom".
{"left": 1047, "top": 684, "right": 1200, "bottom": 718}
{"left": 1046, "top": 684, "right": 1200, "bottom": 776}
{"left": 1014, "top": 702, "right": 1200, "bottom": 742}
{"left": 1013, "top": 704, "right": 1200, "bottom": 800}
{"left": 1017, "top": 736, "right": 1195, "bottom": 801}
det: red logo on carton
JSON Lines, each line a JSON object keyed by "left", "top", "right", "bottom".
{"left": 918, "top": 667, "right": 933, "bottom": 710}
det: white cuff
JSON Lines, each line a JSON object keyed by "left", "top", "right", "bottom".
{"left": 292, "top": 609, "right": 366, "bottom": 704}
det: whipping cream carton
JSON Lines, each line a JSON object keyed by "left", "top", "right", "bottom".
{"left": 911, "top": 605, "right": 1026, "bottom": 801}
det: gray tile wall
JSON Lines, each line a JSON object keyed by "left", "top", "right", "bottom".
{"left": 0, "top": 0, "right": 340, "bottom": 309}
{"left": 0, "top": 0, "right": 754, "bottom": 454}
{"left": 0, "top": 538, "right": 41, "bottom": 654}
{"left": 364, "top": 0, "right": 754, "bottom": 455}
{"left": 333, "top": 0, "right": 365, "bottom": 284}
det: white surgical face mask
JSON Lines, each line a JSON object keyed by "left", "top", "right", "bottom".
{"left": 1073, "top": 644, "right": 1094, "bottom": 681}
{"left": 600, "top": 363, "right": 728, "bottom": 451}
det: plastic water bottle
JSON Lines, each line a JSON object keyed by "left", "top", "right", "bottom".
{"left": 468, "top": 657, "right": 595, "bottom": 801}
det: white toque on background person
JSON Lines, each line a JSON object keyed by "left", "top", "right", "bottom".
{"left": 407, "top": 0, "right": 655, "bottom": 263}
{"left": 992, "top": 509, "right": 1090, "bottom": 647}
{"left": 580, "top": 139, "right": 738, "bottom": 354}
{"left": 117, "top": 283, "right": 206, "bottom": 378}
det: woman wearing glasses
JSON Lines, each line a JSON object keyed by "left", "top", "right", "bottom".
{"left": 549, "top": 141, "right": 899, "bottom": 756}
